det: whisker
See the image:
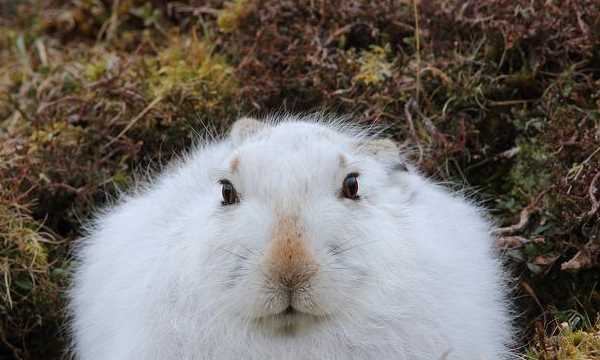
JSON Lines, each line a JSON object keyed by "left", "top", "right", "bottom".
{"left": 217, "top": 247, "right": 249, "bottom": 261}
{"left": 328, "top": 240, "right": 382, "bottom": 256}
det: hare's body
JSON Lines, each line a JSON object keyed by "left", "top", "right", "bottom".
{"left": 70, "top": 116, "right": 513, "bottom": 359}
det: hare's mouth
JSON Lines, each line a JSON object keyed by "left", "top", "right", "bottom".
{"left": 267, "top": 305, "right": 314, "bottom": 321}
{"left": 254, "top": 306, "right": 325, "bottom": 334}
{"left": 280, "top": 305, "right": 298, "bottom": 316}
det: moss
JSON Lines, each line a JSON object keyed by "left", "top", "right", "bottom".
{"left": 29, "top": 122, "right": 84, "bottom": 150}
{"left": 0, "top": 195, "right": 64, "bottom": 358}
{"left": 509, "top": 137, "right": 553, "bottom": 202}
{"left": 147, "top": 33, "right": 236, "bottom": 101}
{"left": 84, "top": 58, "right": 108, "bottom": 81}
{"left": 217, "top": 0, "right": 252, "bottom": 34}
{"left": 352, "top": 45, "right": 394, "bottom": 86}
{"left": 0, "top": 204, "right": 50, "bottom": 276}
{"left": 129, "top": 3, "right": 162, "bottom": 28}
{"left": 527, "top": 318, "right": 600, "bottom": 359}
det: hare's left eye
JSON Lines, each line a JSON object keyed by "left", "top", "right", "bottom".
{"left": 219, "top": 180, "right": 239, "bottom": 206}
{"left": 342, "top": 173, "right": 360, "bottom": 200}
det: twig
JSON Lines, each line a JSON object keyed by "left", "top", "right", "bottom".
{"left": 324, "top": 23, "right": 354, "bottom": 46}
{"left": 561, "top": 240, "right": 599, "bottom": 271}
{"left": 419, "top": 66, "right": 452, "bottom": 87}
{"left": 3, "top": 262, "right": 12, "bottom": 310}
{"left": 106, "top": 0, "right": 121, "bottom": 41}
{"left": 496, "top": 235, "right": 531, "bottom": 249}
{"left": 521, "top": 281, "right": 546, "bottom": 326}
{"left": 6, "top": 95, "right": 31, "bottom": 122}
{"left": 404, "top": 99, "right": 424, "bottom": 164}
{"left": 35, "top": 38, "right": 48, "bottom": 67}
{"left": 413, "top": 0, "right": 421, "bottom": 104}
{"left": 0, "top": 325, "right": 23, "bottom": 360}
{"left": 587, "top": 172, "right": 600, "bottom": 217}
{"left": 487, "top": 99, "right": 536, "bottom": 107}
{"left": 102, "top": 96, "right": 163, "bottom": 151}
{"left": 494, "top": 190, "right": 548, "bottom": 235}
{"left": 36, "top": 96, "right": 85, "bottom": 114}
{"left": 582, "top": 146, "right": 600, "bottom": 167}
{"left": 169, "top": 4, "right": 220, "bottom": 17}
{"left": 465, "top": 146, "right": 519, "bottom": 173}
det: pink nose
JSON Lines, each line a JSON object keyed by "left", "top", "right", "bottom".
{"left": 266, "top": 216, "right": 318, "bottom": 288}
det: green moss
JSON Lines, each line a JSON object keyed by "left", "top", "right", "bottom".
{"left": 28, "top": 122, "right": 84, "bottom": 156}
{"left": 352, "top": 45, "right": 393, "bottom": 86}
{"left": 129, "top": 3, "right": 162, "bottom": 28}
{"left": 0, "top": 27, "right": 18, "bottom": 51}
{"left": 527, "top": 318, "right": 600, "bottom": 359}
{"left": 509, "top": 137, "right": 553, "bottom": 202}
{"left": 147, "top": 34, "right": 236, "bottom": 101}
{"left": 217, "top": 0, "right": 252, "bottom": 34}
{"left": 0, "top": 198, "right": 57, "bottom": 311}
{"left": 84, "top": 58, "right": 108, "bottom": 81}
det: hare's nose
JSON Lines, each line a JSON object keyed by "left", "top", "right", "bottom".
{"left": 266, "top": 216, "right": 318, "bottom": 288}
{"left": 274, "top": 262, "right": 319, "bottom": 289}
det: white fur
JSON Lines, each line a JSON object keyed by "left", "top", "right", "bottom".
{"left": 69, "top": 114, "right": 514, "bottom": 360}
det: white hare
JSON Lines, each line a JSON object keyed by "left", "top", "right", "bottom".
{"left": 69, "top": 115, "right": 514, "bottom": 360}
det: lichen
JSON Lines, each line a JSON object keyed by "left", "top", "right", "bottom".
{"left": 352, "top": 45, "right": 394, "bottom": 86}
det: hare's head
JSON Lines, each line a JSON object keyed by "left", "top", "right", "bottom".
{"left": 199, "top": 116, "right": 415, "bottom": 333}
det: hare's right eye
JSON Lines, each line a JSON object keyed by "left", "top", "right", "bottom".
{"left": 342, "top": 173, "right": 360, "bottom": 200}
{"left": 219, "top": 180, "right": 239, "bottom": 206}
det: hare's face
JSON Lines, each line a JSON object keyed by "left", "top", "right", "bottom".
{"left": 206, "top": 120, "right": 412, "bottom": 334}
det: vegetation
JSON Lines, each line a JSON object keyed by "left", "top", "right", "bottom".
{"left": 1, "top": 1, "right": 599, "bottom": 358}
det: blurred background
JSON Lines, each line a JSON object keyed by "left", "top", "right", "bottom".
{"left": 1, "top": 0, "right": 599, "bottom": 358}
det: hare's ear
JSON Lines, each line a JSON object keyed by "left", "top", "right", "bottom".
{"left": 230, "top": 117, "right": 267, "bottom": 145}
{"left": 357, "top": 138, "right": 408, "bottom": 171}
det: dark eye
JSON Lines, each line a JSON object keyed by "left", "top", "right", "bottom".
{"left": 220, "top": 180, "right": 239, "bottom": 205}
{"left": 342, "top": 173, "right": 360, "bottom": 200}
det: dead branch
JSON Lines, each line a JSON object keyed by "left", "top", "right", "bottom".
{"left": 587, "top": 172, "right": 600, "bottom": 217}
{"left": 494, "top": 190, "right": 548, "bottom": 236}
{"left": 404, "top": 98, "right": 424, "bottom": 164}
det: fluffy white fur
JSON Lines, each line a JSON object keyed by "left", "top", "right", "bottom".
{"left": 69, "top": 114, "right": 514, "bottom": 360}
